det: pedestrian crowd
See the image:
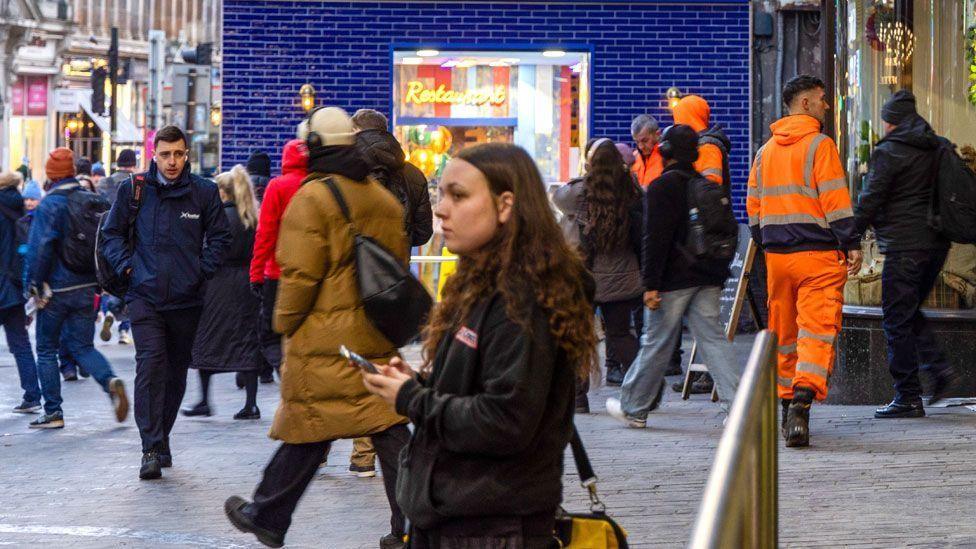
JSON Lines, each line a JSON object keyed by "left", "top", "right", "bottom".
{"left": 1, "top": 75, "right": 971, "bottom": 548}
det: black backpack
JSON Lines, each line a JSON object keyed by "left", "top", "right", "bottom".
{"left": 95, "top": 175, "right": 145, "bottom": 298}
{"left": 0, "top": 203, "right": 25, "bottom": 287}
{"left": 324, "top": 178, "right": 432, "bottom": 347}
{"left": 928, "top": 138, "right": 976, "bottom": 244}
{"left": 49, "top": 186, "right": 111, "bottom": 274}
{"left": 681, "top": 170, "right": 738, "bottom": 262}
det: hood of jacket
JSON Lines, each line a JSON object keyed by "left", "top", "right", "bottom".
{"left": 672, "top": 95, "right": 711, "bottom": 132}
{"left": 280, "top": 139, "right": 309, "bottom": 175}
{"left": 356, "top": 129, "right": 406, "bottom": 172}
{"left": 700, "top": 125, "right": 732, "bottom": 152}
{"left": 771, "top": 114, "right": 822, "bottom": 146}
{"left": 878, "top": 113, "right": 939, "bottom": 151}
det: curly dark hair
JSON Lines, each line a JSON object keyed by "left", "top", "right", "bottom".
{"left": 422, "top": 143, "right": 598, "bottom": 379}
{"left": 582, "top": 139, "right": 640, "bottom": 253}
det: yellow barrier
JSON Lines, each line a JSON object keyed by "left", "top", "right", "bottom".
{"left": 688, "top": 330, "right": 779, "bottom": 549}
{"left": 411, "top": 254, "right": 458, "bottom": 303}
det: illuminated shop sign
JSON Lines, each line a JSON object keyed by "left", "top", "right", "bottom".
{"left": 404, "top": 81, "right": 506, "bottom": 107}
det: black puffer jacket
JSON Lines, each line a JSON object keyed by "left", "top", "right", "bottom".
{"left": 356, "top": 129, "right": 434, "bottom": 247}
{"left": 854, "top": 114, "right": 949, "bottom": 253}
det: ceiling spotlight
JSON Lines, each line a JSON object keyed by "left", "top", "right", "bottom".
{"left": 489, "top": 61, "right": 509, "bottom": 67}
{"left": 416, "top": 49, "right": 439, "bottom": 57}
{"left": 402, "top": 57, "right": 423, "bottom": 65}
{"left": 543, "top": 50, "right": 566, "bottom": 58}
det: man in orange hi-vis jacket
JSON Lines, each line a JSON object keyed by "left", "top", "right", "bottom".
{"left": 672, "top": 95, "right": 732, "bottom": 186}
{"left": 746, "top": 75, "right": 862, "bottom": 448}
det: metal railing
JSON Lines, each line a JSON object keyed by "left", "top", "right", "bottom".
{"left": 688, "top": 330, "right": 779, "bottom": 549}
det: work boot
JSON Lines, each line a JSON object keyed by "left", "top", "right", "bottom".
{"left": 785, "top": 388, "right": 814, "bottom": 448}
{"left": 780, "top": 399, "right": 790, "bottom": 435}
{"left": 690, "top": 373, "right": 714, "bottom": 395}
{"left": 874, "top": 399, "right": 925, "bottom": 419}
{"left": 159, "top": 440, "right": 173, "bottom": 468}
{"left": 140, "top": 451, "right": 162, "bottom": 480}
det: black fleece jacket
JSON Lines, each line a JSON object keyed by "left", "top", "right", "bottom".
{"left": 854, "top": 113, "right": 949, "bottom": 253}
{"left": 642, "top": 163, "right": 730, "bottom": 292}
{"left": 393, "top": 291, "right": 575, "bottom": 529}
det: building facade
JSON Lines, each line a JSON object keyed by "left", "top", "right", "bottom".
{"left": 221, "top": 0, "right": 752, "bottom": 217}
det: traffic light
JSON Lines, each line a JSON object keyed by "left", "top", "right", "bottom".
{"left": 91, "top": 66, "right": 107, "bottom": 114}
{"left": 180, "top": 43, "right": 213, "bottom": 66}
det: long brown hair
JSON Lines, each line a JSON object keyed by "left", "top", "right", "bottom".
{"left": 583, "top": 139, "right": 640, "bottom": 252}
{"left": 422, "top": 143, "right": 598, "bottom": 378}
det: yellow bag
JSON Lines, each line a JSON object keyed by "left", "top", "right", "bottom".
{"left": 555, "top": 428, "right": 629, "bottom": 548}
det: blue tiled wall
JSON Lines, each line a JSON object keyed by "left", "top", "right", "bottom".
{"left": 222, "top": 1, "right": 751, "bottom": 217}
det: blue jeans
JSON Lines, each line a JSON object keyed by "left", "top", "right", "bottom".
{"left": 101, "top": 294, "right": 130, "bottom": 331}
{"left": 620, "top": 286, "right": 741, "bottom": 419}
{"left": 36, "top": 288, "right": 115, "bottom": 414}
{"left": 0, "top": 304, "right": 40, "bottom": 403}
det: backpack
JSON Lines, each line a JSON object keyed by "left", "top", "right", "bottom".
{"left": 681, "top": 170, "right": 738, "bottom": 262}
{"left": 324, "top": 177, "right": 432, "bottom": 347}
{"left": 49, "top": 186, "right": 111, "bottom": 274}
{"left": 95, "top": 175, "right": 144, "bottom": 298}
{"left": 928, "top": 138, "right": 976, "bottom": 244}
{"left": 699, "top": 133, "right": 731, "bottom": 189}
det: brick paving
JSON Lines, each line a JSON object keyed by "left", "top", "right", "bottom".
{"left": 1, "top": 331, "right": 975, "bottom": 548}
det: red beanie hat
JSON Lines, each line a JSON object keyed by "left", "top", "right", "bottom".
{"left": 46, "top": 147, "right": 76, "bottom": 181}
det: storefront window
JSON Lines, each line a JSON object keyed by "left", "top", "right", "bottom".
{"left": 392, "top": 49, "right": 590, "bottom": 184}
{"left": 837, "top": 0, "right": 976, "bottom": 309}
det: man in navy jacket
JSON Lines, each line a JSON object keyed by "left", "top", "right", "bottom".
{"left": 100, "top": 126, "right": 231, "bottom": 480}
{"left": 25, "top": 148, "right": 129, "bottom": 429}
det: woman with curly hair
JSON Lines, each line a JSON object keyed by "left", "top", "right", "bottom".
{"left": 362, "top": 143, "right": 597, "bottom": 548}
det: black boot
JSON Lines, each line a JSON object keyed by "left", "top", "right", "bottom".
{"left": 785, "top": 388, "right": 814, "bottom": 448}
{"left": 874, "top": 399, "right": 925, "bottom": 419}
{"left": 140, "top": 451, "right": 162, "bottom": 480}
{"left": 181, "top": 402, "right": 212, "bottom": 417}
{"left": 224, "top": 496, "right": 284, "bottom": 548}
{"left": 780, "top": 399, "right": 791, "bottom": 435}
{"left": 233, "top": 406, "right": 261, "bottom": 420}
{"left": 605, "top": 364, "right": 624, "bottom": 386}
{"left": 690, "top": 372, "right": 714, "bottom": 395}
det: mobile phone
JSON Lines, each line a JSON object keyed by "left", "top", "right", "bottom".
{"left": 339, "top": 345, "right": 379, "bottom": 374}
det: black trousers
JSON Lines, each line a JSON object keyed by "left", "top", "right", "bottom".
{"left": 258, "top": 279, "right": 281, "bottom": 377}
{"left": 409, "top": 510, "right": 556, "bottom": 549}
{"left": 881, "top": 248, "right": 951, "bottom": 402}
{"left": 251, "top": 423, "right": 411, "bottom": 535}
{"left": 129, "top": 299, "right": 202, "bottom": 452}
{"left": 597, "top": 297, "right": 643, "bottom": 373}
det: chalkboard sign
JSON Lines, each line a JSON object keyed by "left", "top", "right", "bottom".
{"left": 718, "top": 224, "right": 757, "bottom": 339}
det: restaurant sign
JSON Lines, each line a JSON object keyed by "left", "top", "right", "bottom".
{"left": 404, "top": 81, "right": 506, "bottom": 107}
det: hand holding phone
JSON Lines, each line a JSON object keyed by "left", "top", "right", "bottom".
{"left": 340, "top": 345, "right": 379, "bottom": 375}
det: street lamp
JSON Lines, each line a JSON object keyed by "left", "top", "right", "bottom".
{"left": 210, "top": 105, "right": 222, "bottom": 127}
{"left": 666, "top": 86, "right": 683, "bottom": 109}
{"left": 299, "top": 84, "right": 316, "bottom": 112}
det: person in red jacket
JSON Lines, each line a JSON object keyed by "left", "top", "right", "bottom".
{"left": 249, "top": 138, "right": 308, "bottom": 384}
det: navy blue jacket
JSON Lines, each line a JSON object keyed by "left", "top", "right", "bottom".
{"left": 99, "top": 161, "right": 231, "bottom": 310}
{"left": 25, "top": 178, "right": 99, "bottom": 293}
{"left": 0, "top": 185, "right": 26, "bottom": 308}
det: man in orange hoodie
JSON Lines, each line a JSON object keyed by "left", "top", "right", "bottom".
{"left": 671, "top": 95, "right": 732, "bottom": 186}
{"left": 630, "top": 114, "right": 663, "bottom": 186}
{"left": 746, "top": 75, "right": 862, "bottom": 448}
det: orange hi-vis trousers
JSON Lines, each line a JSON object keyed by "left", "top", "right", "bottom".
{"left": 766, "top": 250, "right": 847, "bottom": 401}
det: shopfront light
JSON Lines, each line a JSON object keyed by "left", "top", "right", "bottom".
{"left": 299, "top": 84, "right": 316, "bottom": 112}
{"left": 210, "top": 105, "right": 222, "bottom": 127}
{"left": 489, "top": 61, "right": 509, "bottom": 67}
{"left": 543, "top": 50, "right": 566, "bottom": 58}
{"left": 666, "top": 86, "right": 683, "bottom": 109}
{"left": 66, "top": 119, "right": 80, "bottom": 133}
{"left": 416, "top": 49, "right": 439, "bottom": 57}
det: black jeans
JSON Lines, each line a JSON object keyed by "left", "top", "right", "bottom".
{"left": 129, "top": 299, "right": 202, "bottom": 452}
{"left": 258, "top": 279, "right": 281, "bottom": 377}
{"left": 597, "top": 297, "right": 643, "bottom": 373}
{"left": 250, "top": 423, "right": 411, "bottom": 536}
{"left": 881, "top": 249, "right": 950, "bottom": 403}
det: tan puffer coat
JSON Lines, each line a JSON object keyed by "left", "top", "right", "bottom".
{"left": 270, "top": 172, "right": 408, "bottom": 443}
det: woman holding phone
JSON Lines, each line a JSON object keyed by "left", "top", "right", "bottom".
{"left": 362, "top": 143, "right": 598, "bottom": 547}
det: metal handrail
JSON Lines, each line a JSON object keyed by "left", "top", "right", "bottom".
{"left": 688, "top": 330, "right": 779, "bottom": 549}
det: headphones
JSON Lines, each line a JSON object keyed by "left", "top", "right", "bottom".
{"left": 304, "top": 106, "right": 327, "bottom": 149}
{"left": 658, "top": 125, "right": 675, "bottom": 158}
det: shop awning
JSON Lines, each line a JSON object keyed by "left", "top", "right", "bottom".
{"left": 79, "top": 97, "right": 142, "bottom": 144}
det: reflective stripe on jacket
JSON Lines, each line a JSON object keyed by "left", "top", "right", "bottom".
{"left": 746, "top": 114, "right": 859, "bottom": 253}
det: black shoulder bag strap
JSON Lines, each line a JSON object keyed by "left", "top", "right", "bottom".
{"left": 569, "top": 426, "right": 606, "bottom": 512}
{"left": 127, "top": 174, "right": 146, "bottom": 251}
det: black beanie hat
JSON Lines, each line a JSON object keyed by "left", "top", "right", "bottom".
{"left": 660, "top": 124, "right": 700, "bottom": 164}
{"left": 882, "top": 90, "right": 917, "bottom": 125}
{"left": 246, "top": 150, "right": 272, "bottom": 178}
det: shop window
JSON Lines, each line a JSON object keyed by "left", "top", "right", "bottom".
{"left": 392, "top": 49, "right": 590, "bottom": 185}
{"left": 838, "top": 0, "right": 976, "bottom": 309}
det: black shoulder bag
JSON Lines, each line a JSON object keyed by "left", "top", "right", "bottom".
{"left": 555, "top": 427, "right": 629, "bottom": 548}
{"left": 324, "top": 178, "right": 432, "bottom": 348}
{"left": 95, "top": 175, "right": 145, "bottom": 298}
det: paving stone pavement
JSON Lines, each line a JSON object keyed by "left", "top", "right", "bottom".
{"left": 1, "top": 329, "right": 975, "bottom": 548}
